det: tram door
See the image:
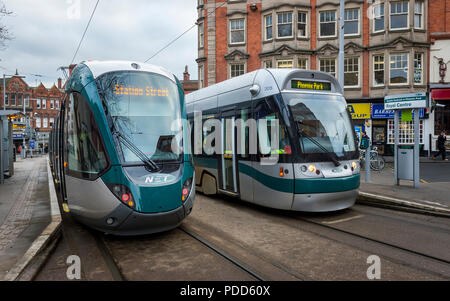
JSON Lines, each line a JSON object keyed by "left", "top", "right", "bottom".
{"left": 219, "top": 108, "right": 239, "bottom": 195}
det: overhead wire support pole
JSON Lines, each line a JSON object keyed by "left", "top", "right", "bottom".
{"left": 338, "top": 0, "right": 345, "bottom": 88}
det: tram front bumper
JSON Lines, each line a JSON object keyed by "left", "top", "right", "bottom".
{"left": 291, "top": 189, "right": 358, "bottom": 212}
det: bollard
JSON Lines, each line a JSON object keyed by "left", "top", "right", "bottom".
{"left": 365, "top": 146, "right": 371, "bottom": 183}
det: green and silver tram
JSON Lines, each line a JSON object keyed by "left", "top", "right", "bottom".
{"left": 186, "top": 69, "right": 359, "bottom": 212}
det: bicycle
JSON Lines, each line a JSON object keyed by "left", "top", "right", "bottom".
{"left": 360, "top": 146, "right": 386, "bottom": 171}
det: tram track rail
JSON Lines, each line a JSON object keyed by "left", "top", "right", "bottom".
{"left": 179, "top": 226, "right": 266, "bottom": 281}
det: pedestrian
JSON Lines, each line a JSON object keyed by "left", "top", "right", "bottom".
{"left": 432, "top": 130, "right": 448, "bottom": 161}
{"left": 360, "top": 131, "right": 370, "bottom": 150}
{"left": 17, "top": 145, "right": 22, "bottom": 154}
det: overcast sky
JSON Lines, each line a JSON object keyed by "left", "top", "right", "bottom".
{"left": 0, "top": 0, "right": 198, "bottom": 88}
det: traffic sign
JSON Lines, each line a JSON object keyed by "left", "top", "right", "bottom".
{"left": 384, "top": 92, "right": 427, "bottom": 110}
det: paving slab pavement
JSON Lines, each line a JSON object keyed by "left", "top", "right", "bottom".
{"left": 358, "top": 161, "right": 450, "bottom": 214}
{"left": 0, "top": 156, "right": 56, "bottom": 280}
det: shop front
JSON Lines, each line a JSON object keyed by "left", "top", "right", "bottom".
{"left": 371, "top": 104, "right": 425, "bottom": 155}
{"left": 347, "top": 103, "right": 371, "bottom": 144}
{"left": 430, "top": 85, "right": 450, "bottom": 152}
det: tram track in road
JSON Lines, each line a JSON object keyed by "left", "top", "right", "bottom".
{"left": 179, "top": 227, "right": 265, "bottom": 281}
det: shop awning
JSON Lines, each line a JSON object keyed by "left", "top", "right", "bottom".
{"left": 431, "top": 89, "right": 450, "bottom": 100}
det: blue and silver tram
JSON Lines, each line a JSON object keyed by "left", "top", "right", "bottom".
{"left": 50, "top": 60, "right": 195, "bottom": 235}
{"left": 185, "top": 69, "right": 360, "bottom": 212}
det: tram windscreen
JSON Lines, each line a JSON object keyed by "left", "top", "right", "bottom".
{"left": 284, "top": 93, "right": 357, "bottom": 157}
{"left": 96, "top": 71, "right": 182, "bottom": 163}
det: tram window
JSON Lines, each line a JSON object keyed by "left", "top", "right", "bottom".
{"left": 254, "top": 98, "right": 290, "bottom": 156}
{"left": 65, "top": 92, "right": 108, "bottom": 179}
{"left": 236, "top": 107, "right": 253, "bottom": 159}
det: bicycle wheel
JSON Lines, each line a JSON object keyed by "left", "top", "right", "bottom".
{"left": 377, "top": 156, "right": 386, "bottom": 171}
{"left": 370, "top": 153, "right": 381, "bottom": 171}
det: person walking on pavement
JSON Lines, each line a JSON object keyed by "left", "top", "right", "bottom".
{"left": 360, "top": 131, "right": 370, "bottom": 150}
{"left": 432, "top": 130, "right": 448, "bottom": 161}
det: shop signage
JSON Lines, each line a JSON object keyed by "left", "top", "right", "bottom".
{"left": 384, "top": 92, "right": 427, "bottom": 110}
{"left": 347, "top": 103, "right": 371, "bottom": 119}
{"left": 372, "top": 104, "right": 424, "bottom": 119}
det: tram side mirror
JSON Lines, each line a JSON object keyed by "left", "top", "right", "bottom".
{"left": 250, "top": 84, "right": 260, "bottom": 96}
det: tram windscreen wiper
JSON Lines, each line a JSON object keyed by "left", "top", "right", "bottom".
{"left": 298, "top": 130, "right": 341, "bottom": 167}
{"left": 113, "top": 131, "right": 160, "bottom": 173}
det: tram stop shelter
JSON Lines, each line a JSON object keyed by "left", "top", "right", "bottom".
{"left": 384, "top": 93, "right": 427, "bottom": 188}
{"left": 0, "top": 110, "right": 21, "bottom": 184}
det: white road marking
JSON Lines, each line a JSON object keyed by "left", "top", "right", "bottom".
{"left": 322, "top": 215, "right": 365, "bottom": 225}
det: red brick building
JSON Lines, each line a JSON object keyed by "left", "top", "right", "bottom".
{"left": 0, "top": 72, "right": 64, "bottom": 147}
{"left": 180, "top": 65, "right": 199, "bottom": 94}
{"left": 196, "top": 0, "right": 441, "bottom": 155}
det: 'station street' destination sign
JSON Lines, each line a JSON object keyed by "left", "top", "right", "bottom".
{"left": 384, "top": 92, "right": 427, "bottom": 110}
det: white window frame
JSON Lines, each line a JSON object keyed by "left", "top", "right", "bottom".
{"left": 277, "top": 12, "right": 293, "bottom": 39}
{"left": 390, "top": 1, "right": 409, "bottom": 30}
{"left": 387, "top": 119, "right": 424, "bottom": 145}
{"left": 264, "top": 14, "right": 273, "bottom": 41}
{"left": 373, "top": 55, "right": 385, "bottom": 87}
{"left": 390, "top": 53, "right": 409, "bottom": 85}
{"left": 36, "top": 98, "right": 41, "bottom": 109}
{"left": 229, "top": 18, "right": 246, "bottom": 45}
{"left": 230, "top": 63, "right": 246, "bottom": 78}
{"left": 43, "top": 117, "right": 48, "bottom": 128}
{"left": 297, "top": 58, "right": 308, "bottom": 70}
{"left": 320, "top": 58, "right": 337, "bottom": 78}
{"left": 35, "top": 117, "right": 41, "bottom": 128}
{"left": 344, "top": 8, "right": 360, "bottom": 36}
{"left": 55, "top": 100, "right": 59, "bottom": 109}
{"left": 297, "top": 11, "right": 308, "bottom": 38}
{"left": 50, "top": 99, "right": 54, "bottom": 109}
{"left": 373, "top": 3, "right": 385, "bottom": 33}
{"left": 264, "top": 60, "right": 273, "bottom": 68}
{"left": 277, "top": 59, "right": 293, "bottom": 69}
{"left": 414, "top": 53, "right": 424, "bottom": 85}
{"left": 414, "top": 1, "right": 424, "bottom": 29}
{"left": 344, "top": 57, "right": 360, "bottom": 88}
{"left": 50, "top": 117, "right": 54, "bottom": 127}
{"left": 319, "top": 11, "right": 337, "bottom": 38}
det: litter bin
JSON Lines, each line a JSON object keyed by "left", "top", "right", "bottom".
{"left": 398, "top": 148, "right": 414, "bottom": 181}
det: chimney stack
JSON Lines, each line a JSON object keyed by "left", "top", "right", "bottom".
{"left": 58, "top": 78, "right": 62, "bottom": 89}
{"left": 183, "top": 65, "right": 190, "bottom": 82}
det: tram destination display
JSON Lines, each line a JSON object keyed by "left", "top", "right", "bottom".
{"left": 291, "top": 80, "right": 331, "bottom": 91}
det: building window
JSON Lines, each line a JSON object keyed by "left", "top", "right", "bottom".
{"left": 43, "top": 117, "right": 48, "bottom": 128}
{"left": 230, "top": 64, "right": 245, "bottom": 78}
{"left": 10, "top": 93, "right": 15, "bottom": 106}
{"left": 36, "top": 99, "right": 41, "bottom": 109}
{"left": 414, "top": 53, "right": 423, "bottom": 84}
{"left": 42, "top": 99, "right": 47, "bottom": 109}
{"left": 414, "top": 1, "right": 423, "bottom": 29}
{"left": 320, "top": 11, "right": 336, "bottom": 37}
{"left": 373, "top": 3, "right": 385, "bottom": 32}
{"left": 277, "top": 60, "right": 293, "bottom": 68}
{"left": 373, "top": 55, "right": 385, "bottom": 86}
{"left": 344, "top": 9, "right": 359, "bottom": 36}
{"left": 55, "top": 100, "right": 59, "bottom": 109}
{"left": 35, "top": 117, "right": 41, "bottom": 128}
{"left": 344, "top": 57, "right": 359, "bottom": 87}
{"left": 297, "top": 12, "right": 307, "bottom": 37}
{"left": 50, "top": 118, "right": 54, "bottom": 127}
{"left": 264, "top": 60, "right": 273, "bottom": 68}
{"left": 388, "top": 119, "right": 424, "bottom": 144}
{"left": 4, "top": 94, "right": 8, "bottom": 106}
{"left": 25, "top": 95, "right": 29, "bottom": 107}
{"left": 277, "top": 12, "right": 293, "bottom": 38}
{"left": 51, "top": 99, "right": 54, "bottom": 109}
{"left": 390, "top": 53, "right": 409, "bottom": 84}
{"left": 230, "top": 19, "right": 245, "bottom": 44}
{"left": 264, "top": 15, "right": 273, "bottom": 40}
{"left": 434, "top": 103, "right": 450, "bottom": 135}
{"left": 199, "top": 22, "right": 204, "bottom": 48}
{"left": 198, "top": 65, "right": 204, "bottom": 89}
{"left": 320, "top": 59, "right": 336, "bottom": 77}
{"left": 298, "top": 58, "right": 307, "bottom": 70}
{"left": 390, "top": 1, "right": 409, "bottom": 30}
{"left": 17, "top": 94, "right": 23, "bottom": 106}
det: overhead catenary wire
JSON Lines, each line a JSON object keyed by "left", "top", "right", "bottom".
{"left": 144, "top": 1, "right": 227, "bottom": 63}
{"left": 70, "top": 0, "right": 101, "bottom": 65}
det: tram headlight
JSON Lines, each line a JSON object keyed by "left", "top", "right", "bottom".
{"left": 106, "top": 183, "right": 136, "bottom": 209}
{"left": 182, "top": 178, "right": 193, "bottom": 202}
{"left": 351, "top": 161, "right": 358, "bottom": 171}
{"left": 308, "top": 165, "right": 317, "bottom": 173}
